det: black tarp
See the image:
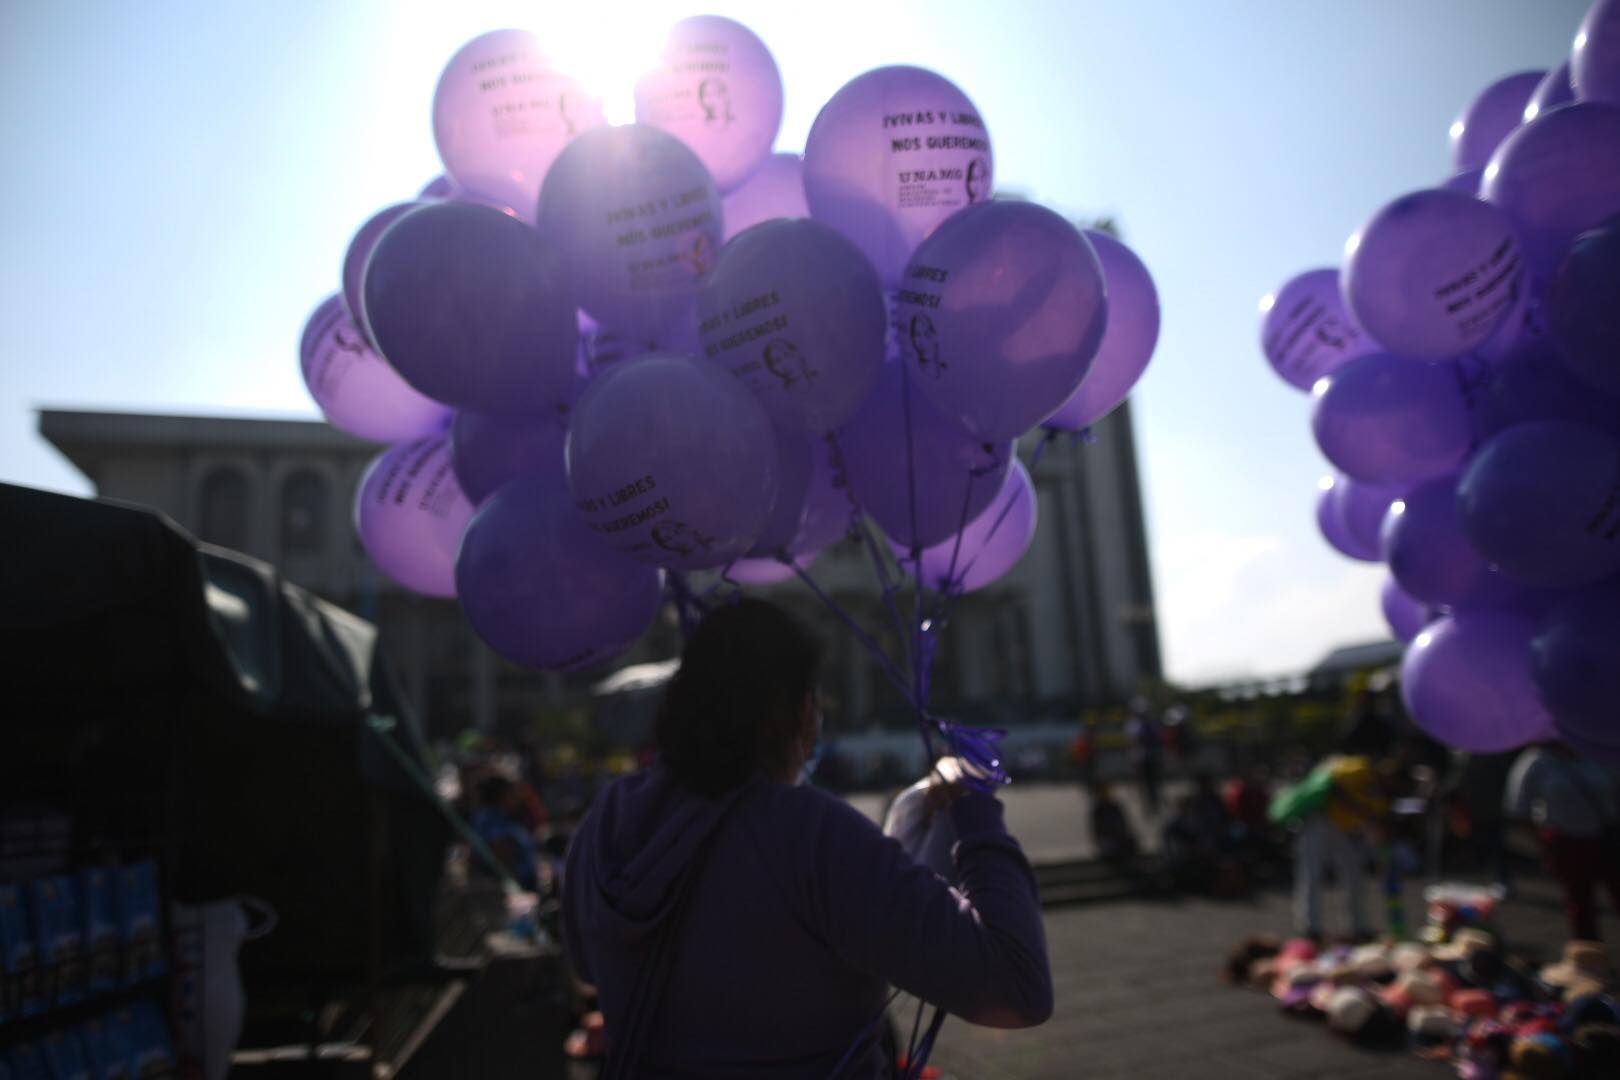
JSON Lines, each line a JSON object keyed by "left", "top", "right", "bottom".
{"left": 0, "top": 482, "right": 448, "bottom": 998}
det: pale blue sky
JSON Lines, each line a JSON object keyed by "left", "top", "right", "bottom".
{"left": 0, "top": 1, "right": 1590, "bottom": 682}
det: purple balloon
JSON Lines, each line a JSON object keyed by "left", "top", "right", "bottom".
{"left": 1401, "top": 611, "right": 1555, "bottom": 752}
{"left": 1574, "top": 0, "right": 1620, "bottom": 105}
{"left": 432, "top": 30, "right": 606, "bottom": 216}
{"left": 1442, "top": 168, "right": 1484, "bottom": 196}
{"left": 354, "top": 436, "right": 474, "bottom": 597}
{"left": 838, "top": 360, "right": 1014, "bottom": 549}
{"left": 1523, "top": 62, "right": 1576, "bottom": 124}
{"left": 1547, "top": 211, "right": 1620, "bottom": 396}
{"left": 298, "top": 295, "right": 452, "bottom": 443}
{"left": 457, "top": 474, "right": 663, "bottom": 671}
{"left": 721, "top": 153, "right": 808, "bottom": 240}
{"left": 341, "top": 202, "right": 418, "bottom": 343}
{"left": 1254, "top": 268, "right": 1377, "bottom": 392}
{"left": 1477, "top": 344, "right": 1620, "bottom": 438}
{"left": 566, "top": 354, "right": 779, "bottom": 570}
{"left": 1315, "top": 476, "right": 1378, "bottom": 562}
{"left": 538, "top": 124, "right": 724, "bottom": 343}
{"left": 1343, "top": 189, "right": 1526, "bottom": 359}
{"left": 908, "top": 460, "right": 1037, "bottom": 593}
{"left": 1333, "top": 473, "right": 1403, "bottom": 557}
{"left": 1311, "top": 352, "right": 1473, "bottom": 485}
{"left": 727, "top": 551, "right": 819, "bottom": 586}
{"left": 1043, "top": 230, "right": 1161, "bottom": 429}
{"left": 1451, "top": 71, "right": 1544, "bottom": 172}
{"left": 1483, "top": 102, "right": 1620, "bottom": 278}
{"left": 897, "top": 201, "right": 1107, "bottom": 440}
{"left": 698, "top": 218, "right": 887, "bottom": 432}
{"left": 362, "top": 202, "right": 579, "bottom": 416}
{"left": 1380, "top": 577, "right": 1429, "bottom": 643}
{"left": 1380, "top": 472, "right": 1494, "bottom": 606}
{"left": 746, "top": 408, "right": 813, "bottom": 557}
{"left": 450, "top": 411, "right": 567, "bottom": 505}
{"left": 790, "top": 431, "right": 855, "bottom": 554}
{"left": 634, "top": 16, "right": 783, "bottom": 194}
{"left": 804, "top": 66, "right": 993, "bottom": 286}
{"left": 419, "top": 174, "right": 456, "bottom": 199}
{"left": 1458, "top": 420, "right": 1620, "bottom": 588}
{"left": 1531, "top": 580, "right": 1620, "bottom": 744}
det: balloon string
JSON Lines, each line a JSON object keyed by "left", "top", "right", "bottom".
{"left": 784, "top": 555, "right": 916, "bottom": 706}
{"left": 666, "top": 571, "right": 709, "bottom": 639}
{"left": 853, "top": 516, "right": 915, "bottom": 677}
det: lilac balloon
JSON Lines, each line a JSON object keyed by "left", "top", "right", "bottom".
{"left": 363, "top": 202, "right": 578, "bottom": 416}
{"left": 1401, "top": 611, "right": 1555, "bottom": 752}
{"left": 1451, "top": 71, "right": 1544, "bottom": 172}
{"left": 1458, "top": 420, "right": 1620, "bottom": 588}
{"left": 789, "top": 431, "right": 854, "bottom": 554}
{"left": 432, "top": 29, "right": 606, "bottom": 216}
{"left": 1043, "top": 230, "right": 1161, "bottom": 429}
{"left": 1311, "top": 352, "right": 1473, "bottom": 485}
{"left": 909, "top": 460, "right": 1037, "bottom": 593}
{"left": 838, "top": 360, "right": 1014, "bottom": 549}
{"left": 698, "top": 218, "right": 886, "bottom": 432}
{"left": 804, "top": 66, "right": 993, "bottom": 286}
{"left": 1380, "top": 472, "right": 1495, "bottom": 606}
{"left": 721, "top": 153, "right": 808, "bottom": 240}
{"left": 1546, "top": 211, "right": 1620, "bottom": 396}
{"left": 1483, "top": 102, "right": 1620, "bottom": 278}
{"left": 726, "top": 551, "right": 819, "bottom": 586}
{"left": 451, "top": 411, "right": 566, "bottom": 505}
{"left": 1333, "top": 473, "right": 1403, "bottom": 558}
{"left": 298, "top": 295, "right": 452, "bottom": 443}
{"left": 566, "top": 354, "right": 778, "bottom": 570}
{"left": 1523, "top": 62, "right": 1575, "bottom": 124}
{"left": 1442, "top": 168, "right": 1484, "bottom": 196}
{"left": 1573, "top": 0, "right": 1620, "bottom": 105}
{"left": 419, "top": 175, "right": 456, "bottom": 199}
{"left": 1531, "top": 580, "right": 1620, "bottom": 744}
{"left": 538, "top": 124, "right": 723, "bottom": 343}
{"left": 1380, "top": 577, "right": 1429, "bottom": 643}
{"left": 457, "top": 474, "right": 663, "bottom": 671}
{"left": 353, "top": 436, "right": 474, "bottom": 597}
{"left": 1315, "top": 476, "right": 1377, "bottom": 562}
{"left": 1343, "top": 189, "right": 1525, "bottom": 359}
{"left": 342, "top": 202, "right": 418, "bottom": 341}
{"left": 1254, "top": 268, "right": 1377, "bottom": 392}
{"left": 897, "top": 201, "right": 1106, "bottom": 440}
{"left": 634, "top": 16, "right": 783, "bottom": 194}
{"left": 746, "top": 407, "right": 813, "bottom": 557}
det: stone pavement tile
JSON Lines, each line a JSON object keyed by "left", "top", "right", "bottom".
{"left": 1225, "top": 1033, "right": 1437, "bottom": 1079}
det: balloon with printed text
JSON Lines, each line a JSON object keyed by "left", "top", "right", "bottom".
{"left": 1256, "top": 268, "right": 1375, "bottom": 393}
{"left": 566, "top": 354, "right": 780, "bottom": 570}
{"left": 457, "top": 474, "right": 664, "bottom": 671}
{"left": 804, "top": 65, "right": 994, "bottom": 286}
{"left": 354, "top": 436, "right": 475, "bottom": 598}
{"left": 298, "top": 295, "right": 453, "bottom": 444}
{"left": 897, "top": 201, "right": 1107, "bottom": 441}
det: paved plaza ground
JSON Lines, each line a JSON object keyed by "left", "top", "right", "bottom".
{"left": 848, "top": 782, "right": 1618, "bottom": 1079}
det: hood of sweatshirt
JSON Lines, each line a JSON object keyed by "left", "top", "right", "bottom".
{"left": 566, "top": 763, "right": 748, "bottom": 947}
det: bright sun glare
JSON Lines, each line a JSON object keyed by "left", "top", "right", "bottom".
{"left": 535, "top": 5, "right": 671, "bottom": 123}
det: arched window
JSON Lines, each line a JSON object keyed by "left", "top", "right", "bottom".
{"left": 280, "top": 469, "right": 327, "bottom": 556}
{"left": 198, "top": 468, "right": 250, "bottom": 551}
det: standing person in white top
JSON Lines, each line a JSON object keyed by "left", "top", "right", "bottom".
{"left": 1504, "top": 741, "right": 1620, "bottom": 941}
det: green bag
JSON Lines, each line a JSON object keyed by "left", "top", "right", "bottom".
{"left": 1268, "top": 763, "right": 1335, "bottom": 825}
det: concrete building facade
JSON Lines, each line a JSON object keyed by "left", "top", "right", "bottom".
{"left": 39, "top": 402, "right": 1160, "bottom": 740}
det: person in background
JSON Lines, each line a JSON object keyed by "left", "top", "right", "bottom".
{"left": 1126, "top": 700, "right": 1164, "bottom": 816}
{"left": 562, "top": 599, "right": 1051, "bottom": 1078}
{"left": 1089, "top": 782, "right": 1140, "bottom": 870}
{"left": 1272, "top": 750, "right": 1389, "bottom": 943}
{"left": 1070, "top": 718, "right": 1098, "bottom": 791}
{"left": 472, "top": 774, "right": 542, "bottom": 893}
{"left": 1504, "top": 741, "right": 1620, "bottom": 942}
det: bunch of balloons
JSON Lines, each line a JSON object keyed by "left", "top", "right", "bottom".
{"left": 1259, "top": 0, "right": 1620, "bottom": 761}
{"left": 299, "top": 15, "right": 1161, "bottom": 777}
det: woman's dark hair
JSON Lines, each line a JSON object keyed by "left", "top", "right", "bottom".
{"left": 655, "top": 598, "right": 821, "bottom": 796}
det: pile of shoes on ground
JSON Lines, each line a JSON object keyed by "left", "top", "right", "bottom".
{"left": 1223, "top": 891, "right": 1619, "bottom": 1077}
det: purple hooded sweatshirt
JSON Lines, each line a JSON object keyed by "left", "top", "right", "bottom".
{"left": 562, "top": 764, "right": 1051, "bottom": 1078}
